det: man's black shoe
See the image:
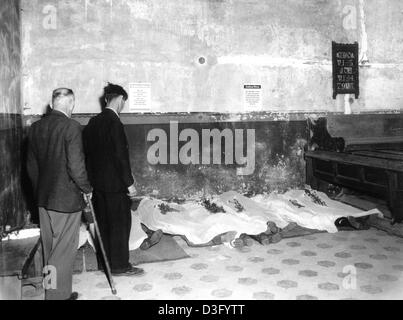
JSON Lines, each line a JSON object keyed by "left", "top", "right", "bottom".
{"left": 65, "top": 292, "right": 79, "bottom": 300}
{"left": 112, "top": 264, "right": 145, "bottom": 277}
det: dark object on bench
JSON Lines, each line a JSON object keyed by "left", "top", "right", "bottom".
{"left": 305, "top": 117, "right": 403, "bottom": 224}
{"left": 308, "top": 118, "right": 345, "bottom": 152}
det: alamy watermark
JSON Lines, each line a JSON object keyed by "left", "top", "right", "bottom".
{"left": 42, "top": 265, "right": 57, "bottom": 290}
{"left": 341, "top": 265, "right": 357, "bottom": 290}
{"left": 146, "top": 121, "right": 256, "bottom": 176}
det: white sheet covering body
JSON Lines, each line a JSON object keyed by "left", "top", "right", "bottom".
{"left": 136, "top": 197, "right": 269, "bottom": 245}
{"left": 137, "top": 189, "right": 382, "bottom": 244}
{"left": 79, "top": 189, "right": 382, "bottom": 249}
{"left": 78, "top": 211, "right": 148, "bottom": 251}
{"left": 252, "top": 189, "right": 382, "bottom": 233}
{"left": 128, "top": 213, "right": 148, "bottom": 250}
{"left": 2, "top": 228, "right": 40, "bottom": 241}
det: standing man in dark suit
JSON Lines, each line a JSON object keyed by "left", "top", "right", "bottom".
{"left": 27, "top": 88, "right": 93, "bottom": 300}
{"left": 83, "top": 83, "right": 144, "bottom": 277}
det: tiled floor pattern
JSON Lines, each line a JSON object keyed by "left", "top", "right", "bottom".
{"left": 23, "top": 228, "right": 403, "bottom": 300}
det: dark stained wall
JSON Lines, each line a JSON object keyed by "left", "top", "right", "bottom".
{"left": 0, "top": 0, "right": 24, "bottom": 231}
{"left": 25, "top": 113, "right": 308, "bottom": 199}
{"left": 121, "top": 118, "right": 308, "bottom": 198}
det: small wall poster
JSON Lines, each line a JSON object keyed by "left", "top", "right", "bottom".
{"left": 243, "top": 84, "right": 262, "bottom": 111}
{"left": 129, "top": 83, "right": 151, "bottom": 112}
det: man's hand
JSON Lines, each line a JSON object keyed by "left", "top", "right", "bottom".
{"left": 127, "top": 184, "right": 137, "bottom": 199}
{"left": 84, "top": 192, "right": 93, "bottom": 202}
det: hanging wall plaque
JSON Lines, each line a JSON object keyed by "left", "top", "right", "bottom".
{"left": 332, "top": 41, "right": 359, "bottom": 99}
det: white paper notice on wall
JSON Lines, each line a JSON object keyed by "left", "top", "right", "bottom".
{"left": 129, "top": 83, "right": 151, "bottom": 112}
{"left": 243, "top": 85, "right": 262, "bottom": 111}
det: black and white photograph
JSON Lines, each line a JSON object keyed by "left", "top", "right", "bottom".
{"left": 1, "top": 0, "right": 403, "bottom": 307}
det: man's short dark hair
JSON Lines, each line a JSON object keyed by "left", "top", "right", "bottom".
{"left": 104, "top": 82, "right": 128, "bottom": 102}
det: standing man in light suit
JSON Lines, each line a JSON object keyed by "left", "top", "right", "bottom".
{"left": 27, "top": 88, "right": 93, "bottom": 300}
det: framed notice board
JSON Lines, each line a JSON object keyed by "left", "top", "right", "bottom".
{"left": 332, "top": 41, "right": 359, "bottom": 99}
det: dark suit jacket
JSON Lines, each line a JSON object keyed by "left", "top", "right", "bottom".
{"left": 83, "top": 108, "right": 134, "bottom": 193}
{"left": 27, "top": 110, "right": 92, "bottom": 213}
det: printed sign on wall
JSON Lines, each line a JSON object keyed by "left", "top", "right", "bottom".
{"left": 129, "top": 83, "right": 151, "bottom": 112}
{"left": 243, "top": 85, "right": 262, "bottom": 111}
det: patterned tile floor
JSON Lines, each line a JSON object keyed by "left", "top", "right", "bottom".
{"left": 23, "top": 228, "right": 403, "bottom": 300}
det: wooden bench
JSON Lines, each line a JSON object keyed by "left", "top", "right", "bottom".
{"left": 305, "top": 148, "right": 403, "bottom": 224}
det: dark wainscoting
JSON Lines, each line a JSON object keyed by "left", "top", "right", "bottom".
{"left": 0, "top": 114, "right": 26, "bottom": 232}
{"left": 26, "top": 113, "right": 309, "bottom": 199}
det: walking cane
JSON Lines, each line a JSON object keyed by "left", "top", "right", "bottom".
{"left": 85, "top": 194, "right": 117, "bottom": 295}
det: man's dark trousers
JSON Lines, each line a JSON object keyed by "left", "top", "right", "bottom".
{"left": 93, "top": 191, "right": 132, "bottom": 272}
